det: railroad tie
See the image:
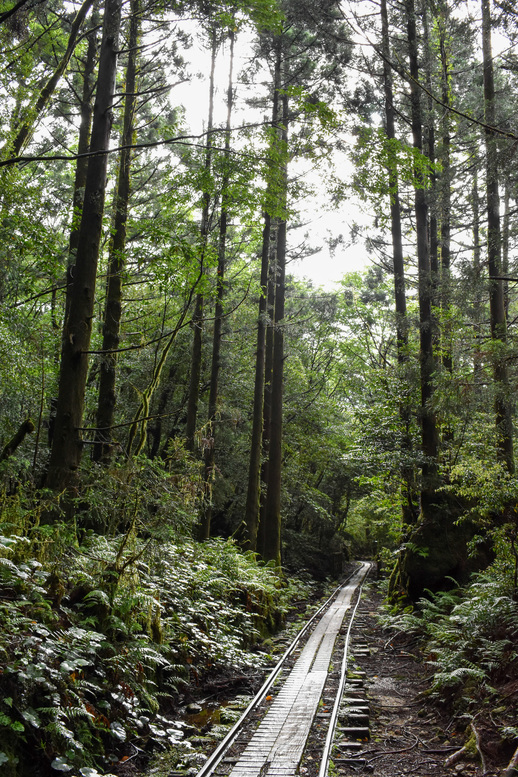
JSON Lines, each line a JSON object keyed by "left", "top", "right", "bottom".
{"left": 227, "top": 566, "right": 369, "bottom": 777}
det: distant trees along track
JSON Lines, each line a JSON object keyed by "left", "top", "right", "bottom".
{"left": 195, "top": 561, "right": 373, "bottom": 777}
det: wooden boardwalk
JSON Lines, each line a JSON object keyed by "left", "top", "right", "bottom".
{"left": 227, "top": 562, "right": 371, "bottom": 777}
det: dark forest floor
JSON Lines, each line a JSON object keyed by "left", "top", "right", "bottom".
{"left": 345, "top": 584, "right": 513, "bottom": 777}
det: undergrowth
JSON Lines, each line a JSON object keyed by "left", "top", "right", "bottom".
{"left": 380, "top": 536, "right": 518, "bottom": 754}
{"left": 0, "top": 487, "right": 310, "bottom": 777}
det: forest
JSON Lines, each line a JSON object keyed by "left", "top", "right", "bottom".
{"left": 1, "top": 0, "right": 518, "bottom": 774}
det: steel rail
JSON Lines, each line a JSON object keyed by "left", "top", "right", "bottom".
{"left": 317, "top": 560, "right": 372, "bottom": 777}
{"left": 194, "top": 563, "right": 364, "bottom": 777}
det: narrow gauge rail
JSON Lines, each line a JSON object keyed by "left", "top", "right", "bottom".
{"left": 195, "top": 561, "right": 372, "bottom": 777}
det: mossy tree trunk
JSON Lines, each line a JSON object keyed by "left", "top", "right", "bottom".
{"left": 243, "top": 213, "right": 272, "bottom": 551}
{"left": 256, "top": 231, "right": 277, "bottom": 558}
{"left": 380, "top": 0, "right": 416, "bottom": 526}
{"left": 262, "top": 83, "right": 288, "bottom": 568}
{"left": 406, "top": 0, "right": 439, "bottom": 512}
{"left": 66, "top": 10, "right": 99, "bottom": 320}
{"left": 438, "top": 0, "right": 453, "bottom": 379}
{"left": 245, "top": 38, "right": 283, "bottom": 553}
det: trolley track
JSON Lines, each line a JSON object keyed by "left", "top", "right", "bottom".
{"left": 195, "top": 561, "right": 372, "bottom": 777}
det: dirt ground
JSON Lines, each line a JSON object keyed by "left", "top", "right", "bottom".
{"left": 345, "top": 583, "right": 512, "bottom": 777}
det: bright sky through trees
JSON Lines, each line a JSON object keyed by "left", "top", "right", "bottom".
{"left": 171, "top": 19, "right": 371, "bottom": 289}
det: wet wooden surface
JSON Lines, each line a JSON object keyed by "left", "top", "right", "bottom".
{"left": 227, "top": 563, "right": 371, "bottom": 777}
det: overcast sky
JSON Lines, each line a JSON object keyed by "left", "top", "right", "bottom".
{"left": 170, "top": 20, "right": 372, "bottom": 291}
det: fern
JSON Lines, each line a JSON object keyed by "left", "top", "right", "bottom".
{"left": 0, "top": 521, "right": 310, "bottom": 774}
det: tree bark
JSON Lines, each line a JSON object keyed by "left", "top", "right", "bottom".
{"left": 472, "top": 168, "right": 483, "bottom": 384}
{"left": 438, "top": 1, "right": 453, "bottom": 377}
{"left": 0, "top": 419, "right": 35, "bottom": 462}
{"left": 66, "top": 12, "right": 99, "bottom": 319}
{"left": 256, "top": 229, "right": 277, "bottom": 558}
{"left": 244, "top": 214, "right": 271, "bottom": 551}
{"left": 93, "top": 0, "right": 141, "bottom": 462}
{"left": 406, "top": 0, "right": 439, "bottom": 509}
{"left": 46, "top": 0, "right": 122, "bottom": 492}
{"left": 126, "top": 293, "right": 196, "bottom": 457}
{"left": 200, "top": 30, "right": 235, "bottom": 540}
{"left": 422, "top": 1, "right": 439, "bottom": 319}
{"left": 245, "top": 37, "right": 283, "bottom": 553}
{"left": 481, "top": 0, "right": 514, "bottom": 474}
{"left": 262, "top": 84, "right": 289, "bottom": 568}
{"left": 380, "top": 0, "right": 416, "bottom": 525}
{"left": 502, "top": 176, "right": 510, "bottom": 320}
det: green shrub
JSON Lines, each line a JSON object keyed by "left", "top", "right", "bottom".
{"left": 0, "top": 522, "right": 308, "bottom": 776}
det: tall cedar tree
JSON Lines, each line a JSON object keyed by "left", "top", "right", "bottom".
{"left": 200, "top": 29, "right": 235, "bottom": 540}
{"left": 185, "top": 29, "right": 217, "bottom": 451}
{"left": 380, "top": 0, "right": 416, "bottom": 524}
{"left": 481, "top": 0, "right": 514, "bottom": 474}
{"left": 437, "top": 0, "right": 453, "bottom": 378}
{"left": 46, "top": 0, "right": 122, "bottom": 491}
{"left": 93, "top": 0, "right": 141, "bottom": 462}
{"left": 244, "top": 44, "right": 282, "bottom": 553}
{"left": 262, "top": 88, "right": 288, "bottom": 567}
{"left": 247, "top": 0, "right": 351, "bottom": 561}
{"left": 65, "top": 8, "right": 99, "bottom": 319}
{"left": 405, "top": 0, "right": 439, "bottom": 511}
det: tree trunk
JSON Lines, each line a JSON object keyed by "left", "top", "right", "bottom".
{"left": 502, "top": 176, "right": 510, "bottom": 320}
{"left": 244, "top": 213, "right": 271, "bottom": 551}
{"left": 472, "top": 168, "right": 483, "bottom": 384}
{"left": 256, "top": 229, "right": 277, "bottom": 558}
{"left": 185, "top": 29, "right": 217, "bottom": 451}
{"left": 199, "top": 30, "right": 235, "bottom": 540}
{"left": 0, "top": 418, "right": 35, "bottom": 462}
{"left": 66, "top": 11, "right": 99, "bottom": 319}
{"left": 149, "top": 360, "right": 179, "bottom": 459}
{"left": 389, "top": 0, "right": 444, "bottom": 602}
{"left": 406, "top": 0, "right": 439, "bottom": 509}
{"left": 380, "top": 0, "right": 416, "bottom": 525}
{"left": 262, "top": 86, "right": 289, "bottom": 568}
{"left": 438, "top": 1, "right": 453, "bottom": 377}
{"left": 245, "top": 38, "right": 283, "bottom": 552}
{"left": 422, "top": 1, "right": 439, "bottom": 320}
{"left": 46, "top": 0, "right": 122, "bottom": 492}
{"left": 126, "top": 293, "right": 196, "bottom": 457}
{"left": 481, "top": 0, "right": 514, "bottom": 474}
{"left": 93, "top": 0, "right": 141, "bottom": 462}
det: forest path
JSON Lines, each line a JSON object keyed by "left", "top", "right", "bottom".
{"left": 223, "top": 562, "right": 371, "bottom": 777}
{"left": 337, "top": 586, "right": 502, "bottom": 777}
{"left": 142, "top": 575, "right": 508, "bottom": 777}
{"left": 192, "top": 562, "right": 371, "bottom": 777}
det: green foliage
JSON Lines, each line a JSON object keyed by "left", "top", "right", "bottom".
{"left": 426, "top": 578, "right": 518, "bottom": 702}
{"left": 0, "top": 501, "right": 304, "bottom": 775}
{"left": 381, "top": 570, "right": 518, "bottom": 722}
{"left": 444, "top": 459, "right": 518, "bottom": 522}
{"left": 351, "top": 126, "right": 441, "bottom": 220}
{"left": 76, "top": 452, "right": 202, "bottom": 536}
{"left": 344, "top": 480, "right": 404, "bottom": 556}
